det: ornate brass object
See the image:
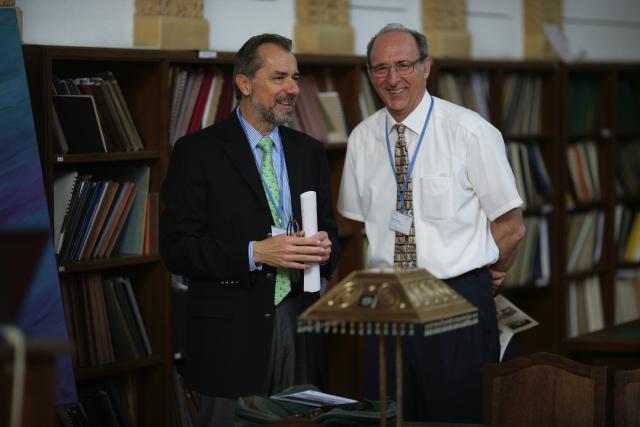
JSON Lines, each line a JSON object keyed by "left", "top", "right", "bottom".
{"left": 298, "top": 268, "right": 478, "bottom": 336}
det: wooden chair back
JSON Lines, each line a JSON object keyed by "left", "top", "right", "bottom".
{"left": 614, "top": 368, "right": 640, "bottom": 427}
{"left": 483, "top": 352, "right": 607, "bottom": 427}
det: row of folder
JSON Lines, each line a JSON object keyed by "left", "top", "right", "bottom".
{"left": 615, "top": 140, "right": 640, "bottom": 198}
{"left": 566, "top": 141, "right": 601, "bottom": 203}
{"left": 565, "top": 210, "right": 604, "bottom": 273}
{"left": 567, "top": 275, "right": 604, "bottom": 338}
{"left": 616, "top": 205, "right": 640, "bottom": 263}
{"left": 53, "top": 165, "right": 154, "bottom": 264}
{"left": 60, "top": 273, "right": 152, "bottom": 369}
{"left": 504, "top": 215, "right": 551, "bottom": 288}
{"left": 506, "top": 141, "right": 553, "bottom": 210}
{"left": 52, "top": 73, "right": 144, "bottom": 154}
{"left": 169, "top": 66, "right": 235, "bottom": 147}
{"left": 502, "top": 74, "right": 543, "bottom": 135}
{"left": 615, "top": 269, "right": 640, "bottom": 325}
{"left": 437, "top": 71, "right": 490, "bottom": 121}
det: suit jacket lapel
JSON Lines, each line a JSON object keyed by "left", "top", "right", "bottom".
{"left": 219, "top": 113, "right": 271, "bottom": 214}
{"left": 281, "top": 127, "right": 303, "bottom": 225}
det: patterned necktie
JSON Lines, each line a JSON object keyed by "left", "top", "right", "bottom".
{"left": 393, "top": 124, "right": 417, "bottom": 269}
{"left": 257, "top": 137, "right": 291, "bottom": 305}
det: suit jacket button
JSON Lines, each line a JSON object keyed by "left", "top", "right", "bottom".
{"left": 264, "top": 313, "right": 272, "bottom": 319}
{"left": 266, "top": 272, "right": 274, "bottom": 280}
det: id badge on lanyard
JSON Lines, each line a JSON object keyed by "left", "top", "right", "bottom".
{"left": 389, "top": 210, "right": 413, "bottom": 235}
{"left": 385, "top": 95, "right": 434, "bottom": 237}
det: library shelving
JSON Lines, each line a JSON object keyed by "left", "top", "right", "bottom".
{"left": 22, "top": 43, "right": 640, "bottom": 414}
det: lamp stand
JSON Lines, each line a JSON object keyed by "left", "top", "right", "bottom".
{"left": 379, "top": 334, "right": 387, "bottom": 427}
{"left": 378, "top": 332, "right": 404, "bottom": 427}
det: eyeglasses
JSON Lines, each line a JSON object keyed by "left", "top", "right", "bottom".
{"left": 370, "top": 58, "right": 423, "bottom": 78}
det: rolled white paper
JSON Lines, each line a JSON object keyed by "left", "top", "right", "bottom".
{"left": 300, "top": 191, "right": 320, "bottom": 292}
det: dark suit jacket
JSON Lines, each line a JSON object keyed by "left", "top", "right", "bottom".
{"left": 160, "top": 112, "right": 339, "bottom": 398}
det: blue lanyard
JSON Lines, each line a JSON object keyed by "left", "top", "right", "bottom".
{"left": 385, "top": 95, "right": 435, "bottom": 211}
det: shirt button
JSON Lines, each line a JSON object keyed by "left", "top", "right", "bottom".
{"left": 264, "top": 313, "right": 272, "bottom": 319}
{"left": 266, "top": 272, "right": 274, "bottom": 280}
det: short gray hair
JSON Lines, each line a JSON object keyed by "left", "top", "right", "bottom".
{"left": 366, "top": 23, "right": 428, "bottom": 67}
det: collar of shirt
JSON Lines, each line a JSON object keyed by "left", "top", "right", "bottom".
{"left": 384, "top": 91, "right": 432, "bottom": 142}
{"left": 236, "top": 108, "right": 283, "bottom": 156}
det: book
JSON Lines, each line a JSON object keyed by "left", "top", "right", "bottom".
{"left": 91, "top": 182, "right": 130, "bottom": 259}
{"left": 52, "top": 95, "right": 107, "bottom": 154}
{"left": 80, "top": 181, "right": 119, "bottom": 260}
{"left": 92, "top": 77, "right": 133, "bottom": 152}
{"left": 536, "top": 216, "right": 551, "bottom": 287}
{"left": 53, "top": 170, "right": 79, "bottom": 252}
{"left": 52, "top": 103, "right": 70, "bottom": 154}
{"left": 202, "top": 69, "right": 224, "bottom": 128}
{"left": 169, "top": 68, "right": 190, "bottom": 146}
{"left": 85, "top": 272, "right": 114, "bottom": 366}
{"left": 102, "top": 278, "right": 141, "bottom": 361}
{"left": 214, "top": 69, "right": 235, "bottom": 124}
{"left": 100, "top": 71, "right": 144, "bottom": 151}
{"left": 187, "top": 70, "right": 214, "bottom": 134}
{"left": 72, "top": 181, "right": 108, "bottom": 261}
{"left": 584, "top": 276, "right": 604, "bottom": 332}
{"left": 173, "top": 69, "right": 203, "bottom": 143}
{"left": 143, "top": 192, "right": 159, "bottom": 255}
{"left": 103, "top": 183, "right": 138, "bottom": 257}
{"left": 59, "top": 175, "right": 93, "bottom": 262}
{"left": 107, "top": 165, "right": 150, "bottom": 255}
{"left": 118, "top": 276, "right": 152, "bottom": 355}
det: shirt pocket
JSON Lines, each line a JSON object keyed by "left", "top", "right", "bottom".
{"left": 418, "top": 175, "right": 454, "bottom": 220}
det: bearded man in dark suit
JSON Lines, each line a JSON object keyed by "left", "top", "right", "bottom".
{"left": 160, "top": 33, "right": 339, "bottom": 427}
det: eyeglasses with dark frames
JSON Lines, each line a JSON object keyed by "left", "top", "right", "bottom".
{"left": 369, "top": 58, "right": 423, "bottom": 78}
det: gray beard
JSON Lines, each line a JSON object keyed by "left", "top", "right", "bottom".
{"left": 251, "top": 97, "right": 295, "bottom": 128}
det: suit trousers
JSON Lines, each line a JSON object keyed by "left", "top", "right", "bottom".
{"left": 403, "top": 267, "right": 499, "bottom": 423}
{"left": 196, "top": 295, "right": 301, "bottom": 427}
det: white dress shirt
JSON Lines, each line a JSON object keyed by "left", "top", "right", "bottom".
{"left": 338, "top": 92, "right": 523, "bottom": 279}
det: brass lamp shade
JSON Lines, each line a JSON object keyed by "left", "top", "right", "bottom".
{"left": 298, "top": 268, "right": 478, "bottom": 336}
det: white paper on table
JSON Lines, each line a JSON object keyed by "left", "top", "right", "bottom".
{"left": 271, "top": 389, "right": 357, "bottom": 407}
{"left": 300, "top": 191, "right": 320, "bottom": 292}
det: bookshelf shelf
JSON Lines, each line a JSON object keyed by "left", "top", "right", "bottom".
{"left": 616, "top": 129, "right": 640, "bottom": 138}
{"left": 21, "top": 43, "right": 640, "bottom": 412}
{"left": 503, "top": 133, "right": 553, "bottom": 141}
{"left": 57, "top": 254, "right": 161, "bottom": 273}
{"left": 566, "top": 201, "right": 609, "bottom": 211}
{"left": 75, "top": 355, "right": 163, "bottom": 380}
{"left": 565, "top": 267, "right": 605, "bottom": 281}
{"left": 54, "top": 151, "right": 161, "bottom": 164}
{"left": 617, "top": 261, "right": 640, "bottom": 270}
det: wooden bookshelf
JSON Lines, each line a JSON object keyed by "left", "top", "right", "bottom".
{"left": 22, "top": 44, "right": 640, "bottom": 417}
{"left": 22, "top": 45, "right": 172, "bottom": 426}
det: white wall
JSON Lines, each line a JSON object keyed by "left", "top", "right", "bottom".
{"left": 15, "top": 0, "right": 640, "bottom": 60}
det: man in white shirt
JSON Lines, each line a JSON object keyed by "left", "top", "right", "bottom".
{"left": 337, "top": 23, "right": 525, "bottom": 423}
